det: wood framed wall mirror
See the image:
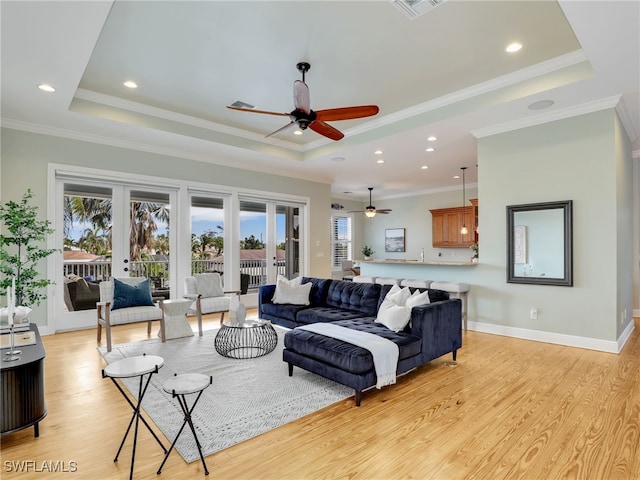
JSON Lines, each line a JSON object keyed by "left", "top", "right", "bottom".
{"left": 507, "top": 200, "right": 573, "bottom": 286}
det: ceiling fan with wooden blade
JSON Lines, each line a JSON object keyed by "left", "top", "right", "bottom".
{"left": 226, "top": 62, "right": 379, "bottom": 141}
{"left": 349, "top": 187, "right": 392, "bottom": 217}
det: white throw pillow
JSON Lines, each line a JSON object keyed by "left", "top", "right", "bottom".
{"left": 384, "top": 285, "right": 412, "bottom": 306}
{"left": 406, "top": 289, "right": 431, "bottom": 309}
{"left": 376, "top": 298, "right": 411, "bottom": 332}
{"left": 272, "top": 275, "right": 303, "bottom": 303}
{"left": 272, "top": 281, "right": 312, "bottom": 305}
{"left": 195, "top": 273, "right": 224, "bottom": 298}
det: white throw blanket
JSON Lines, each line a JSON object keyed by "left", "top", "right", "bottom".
{"left": 298, "top": 323, "right": 399, "bottom": 389}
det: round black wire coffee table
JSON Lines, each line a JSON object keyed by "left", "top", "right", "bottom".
{"left": 214, "top": 319, "right": 277, "bottom": 359}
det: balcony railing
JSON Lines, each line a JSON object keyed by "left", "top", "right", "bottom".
{"left": 63, "top": 259, "right": 286, "bottom": 291}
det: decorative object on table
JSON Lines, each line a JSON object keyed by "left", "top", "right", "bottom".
{"left": 361, "top": 244, "right": 374, "bottom": 260}
{"left": 1, "top": 279, "right": 32, "bottom": 360}
{"left": 227, "top": 294, "right": 247, "bottom": 324}
{"left": 98, "top": 328, "right": 351, "bottom": 462}
{"left": 0, "top": 189, "right": 58, "bottom": 332}
{"left": 471, "top": 242, "right": 479, "bottom": 262}
{"left": 385, "top": 228, "right": 406, "bottom": 252}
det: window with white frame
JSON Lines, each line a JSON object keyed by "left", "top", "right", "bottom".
{"left": 331, "top": 214, "right": 352, "bottom": 269}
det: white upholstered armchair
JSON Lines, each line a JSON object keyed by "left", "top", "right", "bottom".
{"left": 97, "top": 277, "right": 166, "bottom": 352}
{"left": 184, "top": 273, "right": 240, "bottom": 335}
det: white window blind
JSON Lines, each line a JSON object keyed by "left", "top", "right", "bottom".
{"left": 331, "top": 215, "right": 352, "bottom": 269}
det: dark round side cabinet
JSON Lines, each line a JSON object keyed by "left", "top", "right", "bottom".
{"left": 1, "top": 324, "right": 47, "bottom": 437}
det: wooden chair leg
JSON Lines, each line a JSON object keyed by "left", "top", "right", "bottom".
{"left": 196, "top": 297, "right": 203, "bottom": 336}
{"left": 220, "top": 311, "right": 225, "bottom": 326}
{"left": 159, "top": 317, "right": 166, "bottom": 343}
{"left": 147, "top": 321, "right": 152, "bottom": 335}
{"left": 105, "top": 322, "right": 112, "bottom": 353}
{"left": 96, "top": 306, "right": 102, "bottom": 342}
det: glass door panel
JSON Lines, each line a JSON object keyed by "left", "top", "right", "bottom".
{"left": 127, "top": 190, "right": 171, "bottom": 299}
{"left": 58, "top": 182, "right": 117, "bottom": 330}
{"left": 190, "top": 195, "right": 225, "bottom": 275}
{"left": 239, "top": 200, "right": 267, "bottom": 291}
{"left": 276, "top": 204, "right": 300, "bottom": 279}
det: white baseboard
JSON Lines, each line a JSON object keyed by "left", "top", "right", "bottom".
{"left": 467, "top": 320, "right": 635, "bottom": 354}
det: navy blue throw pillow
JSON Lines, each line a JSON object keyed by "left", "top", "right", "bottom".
{"left": 112, "top": 278, "right": 155, "bottom": 310}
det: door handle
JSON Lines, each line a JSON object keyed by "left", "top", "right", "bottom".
{"left": 123, "top": 267, "right": 129, "bottom": 272}
{"left": 124, "top": 259, "right": 129, "bottom": 264}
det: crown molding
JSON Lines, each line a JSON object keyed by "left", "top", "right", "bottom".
{"left": 615, "top": 95, "right": 640, "bottom": 145}
{"left": 471, "top": 95, "right": 621, "bottom": 138}
{"left": 73, "top": 88, "right": 306, "bottom": 152}
{"left": 0, "top": 118, "right": 333, "bottom": 185}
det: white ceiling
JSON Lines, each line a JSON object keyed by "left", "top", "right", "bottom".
{"left": 2, "top": 0, "right": 639, "bottom": 202}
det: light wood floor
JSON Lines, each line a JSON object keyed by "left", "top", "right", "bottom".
{"left": 1, "top": 312, "right": 639, "bottom": 480}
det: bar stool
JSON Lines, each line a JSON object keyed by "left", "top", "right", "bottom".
{"left": 400, "top": 279, "right": 433, "bottom": 289}
{"left": 157, "top": 373, "right": 213, "bottom": 476}
{"left": 430, "top": 281, "right": 471, "bottom": 330}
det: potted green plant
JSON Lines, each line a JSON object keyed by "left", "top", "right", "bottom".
{"left": 1, "top": 189, "right": 58, "bottom": 309}
{"left": 361, "top": 244, "right": 374, "bottom": 260}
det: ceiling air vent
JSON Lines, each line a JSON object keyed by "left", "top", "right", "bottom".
{"left": 392, "top": 0, "right": 447, "bottom": 19}
{"left": 228, "top": 100, "right": 255, "bottom": 109}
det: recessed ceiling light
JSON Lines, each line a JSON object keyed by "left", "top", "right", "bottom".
{"left": 377, "top": 159, "right": 385, "bottom": 164}
{"left": 427, "top": 136, "right": 438, "bottom": 142}
{"left": 374, "top": 150, "right": 383, "bottom": 155}
{"left": 425, "top": 147, "right": 435, "bottom": 152}
{"left": 421, "top": 165, "right": 429, "bottom": 170}
{"left": 293, "top": 130, "right": 303, "bottom": 135}
{"left": 331, "top": 157, "right": 345, "bottom": 162}
{"left": 123, "top": 80, "right": 138, "bottom": 89}
{"left": 505, "top": 42, "right": 523, "bottom": 53}
{"left": 528, "top": 100, "right": 555, "bottom": 110}
{"left": 37, "top": 84, "right": 55, "bottom": 93}
{"left": 453, "top": 175, "right": 461, "bottom": 179}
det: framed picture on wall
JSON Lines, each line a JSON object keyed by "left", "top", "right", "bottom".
{"left": 385, "top": 228, "right": 405, "bottom": 252}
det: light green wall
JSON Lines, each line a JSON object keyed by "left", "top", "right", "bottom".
{"left": 1, "top": 128, "right": 332, "bottom": 323}
{"left": 362, "top": 109, "right": 634, "bottom": 347}
{"left": 360, "top": 187, "right": 479, "bottom": 263}
{"left": 615, "top": 113, "right": 634, "bottom": 337}
{"left": 480, "top": 109, "right": 621, "bottom": 341}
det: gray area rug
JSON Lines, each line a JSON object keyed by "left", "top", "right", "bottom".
{"left": 98, "top": 326, "right": 352, "bottom": 463}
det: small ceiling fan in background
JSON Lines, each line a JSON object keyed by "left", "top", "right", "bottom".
{"left": 350, "top": 187, "right": 392, "bottom": 217}
{"left": 226, "top": 62, "right": 379, "bottom": 141}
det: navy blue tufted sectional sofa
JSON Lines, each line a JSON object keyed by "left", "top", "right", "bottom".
{"left": 259, "top": 277, "right": 462, "bottom": 406}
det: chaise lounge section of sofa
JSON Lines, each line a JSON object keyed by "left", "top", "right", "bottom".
{"left": 259, "top": 277, "right": 462, "bottom": 405}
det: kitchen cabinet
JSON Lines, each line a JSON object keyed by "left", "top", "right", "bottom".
{"left": 430, "top": 199, "right": 478, "bottom": 248}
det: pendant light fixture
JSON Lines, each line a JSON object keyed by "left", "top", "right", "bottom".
{"left": 460, "top": 167, "right": 469, "bottom": 235}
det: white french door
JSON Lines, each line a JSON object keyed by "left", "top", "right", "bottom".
{"left": 53, "top": 176, "right": 177, "bottom": 331}
{"left": 238, "top": 197, "right": 304, "bottom": 291}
